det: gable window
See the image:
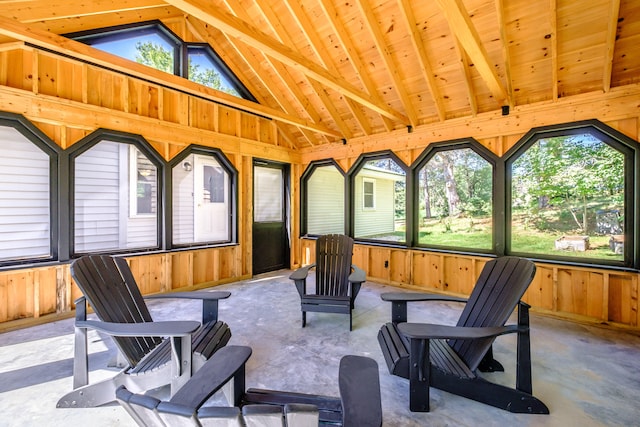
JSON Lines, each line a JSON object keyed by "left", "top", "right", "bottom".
{"left": 171, "top": 147, "right": 236, "bottom": 246}
{"left": 0, "top": 116, "right": 58, "bottom": 264}
{"left": 506, "top": 121, "right": 635, "bottom": 266}
{"left": 351, "top": 152, "right": 407, "bottom": 244}
{"left": 415, "top": 141, "right": 495, "bottom": 251}
{"left": 71, "top": 131, "right": 162, "bottom": 255}
{"left": 67, "top": 22, "right": 255, "bottom": 101}
{"left": 301, "top": 161, "right": 345, "bottom": 236}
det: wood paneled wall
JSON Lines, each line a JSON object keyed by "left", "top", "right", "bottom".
{"left": 0, "top": 43, "right": 639, "bottom": 331}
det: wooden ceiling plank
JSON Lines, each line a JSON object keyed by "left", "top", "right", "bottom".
{"left": 356, "top": 0, "right": 419, "bottom": 126}
{"left": 162, "top": 0, "right": 408, "bottom": 123}
{"left": 397, "top": 0, "right": 446, "bottom": 121}
{"left": 603, "top": 0, "right": 621, "bottom": 93}
{"left": 434, "top": 0, "right": 509, "bottom": 106}
{"left": 317, "top": 0, "right": 394, "bottom": 132}
{"left": 0, "top": 15, "right": 341, "bottom": 137}
{"left": 494, "top": 0, "right": 514, "bottom": 107}
{"left": 0, "top": 0, "right": 166, "bottom": 23}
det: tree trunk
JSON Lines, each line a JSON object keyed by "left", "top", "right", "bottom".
{"left": 441, "top": 153, "right": 460, "bottom": 216}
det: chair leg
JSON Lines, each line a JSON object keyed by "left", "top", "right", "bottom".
{"left": 302, "top": 311, "right": 306, "bottom": 327}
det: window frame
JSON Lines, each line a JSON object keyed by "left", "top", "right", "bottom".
{"left": 504, "top": 120, "right": 637, "bottom": 268}
{"left": 299, "top": 159, "right": 347, "bottom": 237}
{"left": 166, "top": 145, "right": 238, "bottom": 249}
{"left": 68, "top": 129, "right": 164, "bottom": 257}
{"left": 0, "top": 112, "right": 60, "bottom": 267}
{"left": 412, "top": 138, "right": 499, "bottom": 254}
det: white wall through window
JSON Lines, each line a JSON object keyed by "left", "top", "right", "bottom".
{"left": 254, "top": 166, "right": 283, "bottom": 222}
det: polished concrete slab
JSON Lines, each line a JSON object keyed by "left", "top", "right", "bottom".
{"left": 1, "top": 270, "right": 639, "bottom": 426}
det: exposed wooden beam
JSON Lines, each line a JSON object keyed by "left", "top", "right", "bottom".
{"left": 434, "top": 0, "right": 509, "bottom": 106}
{"left": 550, "top": 0, "right": 558, "bottom": 100}
{"left": 163, "top": 0, "right": 408, "bottom": 123}
{"left": 0, "top": 16, "right": 342, "bottom": 138}
{"left": 357, "top": 0, "right": 418, "bottom": 127}
{"left": 317, "top": 0, "right": 394, "bottom": 132}
{"left": 454, "top": 38, "right": 478, "bottom": 116}
{"left": 397, "top": 0, "right": 446, "bottom": 122}
{"left": 494, "top": 0, "right": 514, "bottom": 107}
{"left": 603, "top": 0, "right": 621, "bottom": 93}
{"left": 0, "top": 0, "right": 166, "bottom": 23}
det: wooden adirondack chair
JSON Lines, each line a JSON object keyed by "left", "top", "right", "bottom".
{"left": 290, "top": 234, "right": 365, "bottom": 330}
{"left": 378, "top": 256, "right": 549, "bottom": 414}
{"left": 117, "top": 345, "right": 382, "bottom": 427}
{"left": 57, "top": 255, "right": 232, "bottom": 408}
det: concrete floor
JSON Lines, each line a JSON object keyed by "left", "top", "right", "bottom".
{"left": 1, "top": 270, "right": 639, "bottom": 426}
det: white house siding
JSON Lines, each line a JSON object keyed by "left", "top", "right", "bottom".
{"left": 0, "top": 127, "right": 50, "bottom": 261}
{"left": 354, "top": 174, "right": 395, "bottom": 238}
{"left": 307, "top": 166, "right": 345, "bottom": 235}
{"left": 172, "top": 154, "right": 195, "bottom": 244}
{"left": 74, "top": 141, "right": 121, "bottom": 252}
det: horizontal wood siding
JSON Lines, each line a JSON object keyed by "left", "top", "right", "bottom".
{"left": 306, "top": 166, "right": 345, "bottom": 234}
{"left": 354, "top": 175, "right": 395, "bottom": 237}
{"left": 0, "top": 127, "right": 51, "bottom": 261}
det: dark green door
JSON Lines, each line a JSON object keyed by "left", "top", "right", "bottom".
{"left": 252, "top": 160, "right": 290, "bottom": 274}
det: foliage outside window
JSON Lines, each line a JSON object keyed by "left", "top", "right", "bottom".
{"left": 417, "top": 147, "right": 493, "bottom": 250}
{"left": 74, "top": 140, "right": 159, "bottom": 253}
{"left": 0, "top": 126, "right": 52, "bottom": 262}
{"left": 172, "top": 152, "right": 234, "bottom": 245}
{"left": 353, "top": 157, "right": 406, "bottom": 243}
{"left": 509, "top": 133, "right": 625, "bottom": 261}
{"left": 305, "top": 164, "right": 345, "bottom": 235}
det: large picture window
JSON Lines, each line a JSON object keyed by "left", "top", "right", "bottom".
{"left": 415, "top": 142, "right": 494, "bottom": 251}
{"left": 507, "top": 122, "right": 635, "bottom": 265}
{"left": 351, "top": 153, "right": 407, "bottom": 243}
{"left": 71, "top": 132, "right": 162, "bottom": 254}
{"left": 171, "top": 148, "right": 236, "bottom": 246}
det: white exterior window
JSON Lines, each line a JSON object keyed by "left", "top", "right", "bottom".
{"left": 363, "top": 178, "right": 376, "bottom": 209}
{"left": 0, "top": 127, "right": 51, "bottom": 262}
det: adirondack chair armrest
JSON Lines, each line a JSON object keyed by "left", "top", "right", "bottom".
{"left": 398, "top": 322, "right": 524, "bottom": 341}
{"left": 290, "top": 263, "right": 316, "bottom": 281}
{"left": 145, "top": 291, "right": 232, "bottom": 324}
{"left": 76, "top": 320, "right": 201, "bottom": 337}
{"left": 381, "top": 292, "right": 468, "bottom": 323}
{"left": 348, "top": 265, "right": 366, "bottom": 284}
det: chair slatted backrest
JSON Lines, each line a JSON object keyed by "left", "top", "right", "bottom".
{"left": 315, "top": 234, "right": 354, "bottom": 297}
{"left": 71, "top": 255, "right": 162, "bottom": 367}
{"left": 449, "top": 256, "right": 536, "bottom": 372}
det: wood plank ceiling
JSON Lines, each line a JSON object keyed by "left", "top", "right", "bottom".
{"left": 0, "top": 0, "right": 638, "bottom": 149}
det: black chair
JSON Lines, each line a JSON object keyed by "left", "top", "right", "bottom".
{"left": 378, "top": 256, "right": 549, "bottom": 414}
{"left": 57, "top": 255, "right": 232, "bottom": 408}
{"left": 290, "top": 234, "right": 365, "bottom": 330}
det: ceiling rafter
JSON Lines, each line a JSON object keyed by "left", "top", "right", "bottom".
{"left": 357, "top": 0, "right": 419, "bottom": 127}
{"left": 283, "top": 0, "right": 369, "bottom": 137}
{"left": 162, "top": 0, "right": 409, "bottom": 124}
{"left": 0, "top": 15, "right": 343, "bottom": 138}
{"left": 271, "top": 0, "right": 355, "bottom": 139}
{"left": 223, "top": 0, "right": 331, "bottom": 145}
{"left": 185, "top": 16, "right": 300, "bottom": 149}
{"left": 396, "top": 0, "right": 446, "bottom": 122}
{"left": 493, "top": 0, "right": 514, "bottom": 107}
{"left": 454, "top": 37, "right": 478, "bottom": 116}
{"left": 603, "top": 0, "right": 621, "bottom": 93}
{"left": 434, "top": 0, "right": 509, "bottom": 107}
{"left": 317, "top": 0, "right": 394, "bottom": 133}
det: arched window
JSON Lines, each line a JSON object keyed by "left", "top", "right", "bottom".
{"left": 301, "top": 160, "right": 346, "bottom": 236}
{"left": 169, "top": 146, "right": 237, "bottom": 246}
{"left": 69, "top": 130, "right": 163, "bottom": 255}
{"left": 0, "top": 113, "right": 59, "bottom": 265}
{"left": 506, "top": 120, "right": 636, "bottom": 267}
{"left": 349, "top": 152, "right": 408, "bottom": 244}
{"left": 414, "top": 139, "right": 496, "bottom": 251}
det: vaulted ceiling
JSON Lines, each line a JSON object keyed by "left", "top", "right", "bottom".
{"left": 0, "top": 0, "right": 638, "bottom": 149}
